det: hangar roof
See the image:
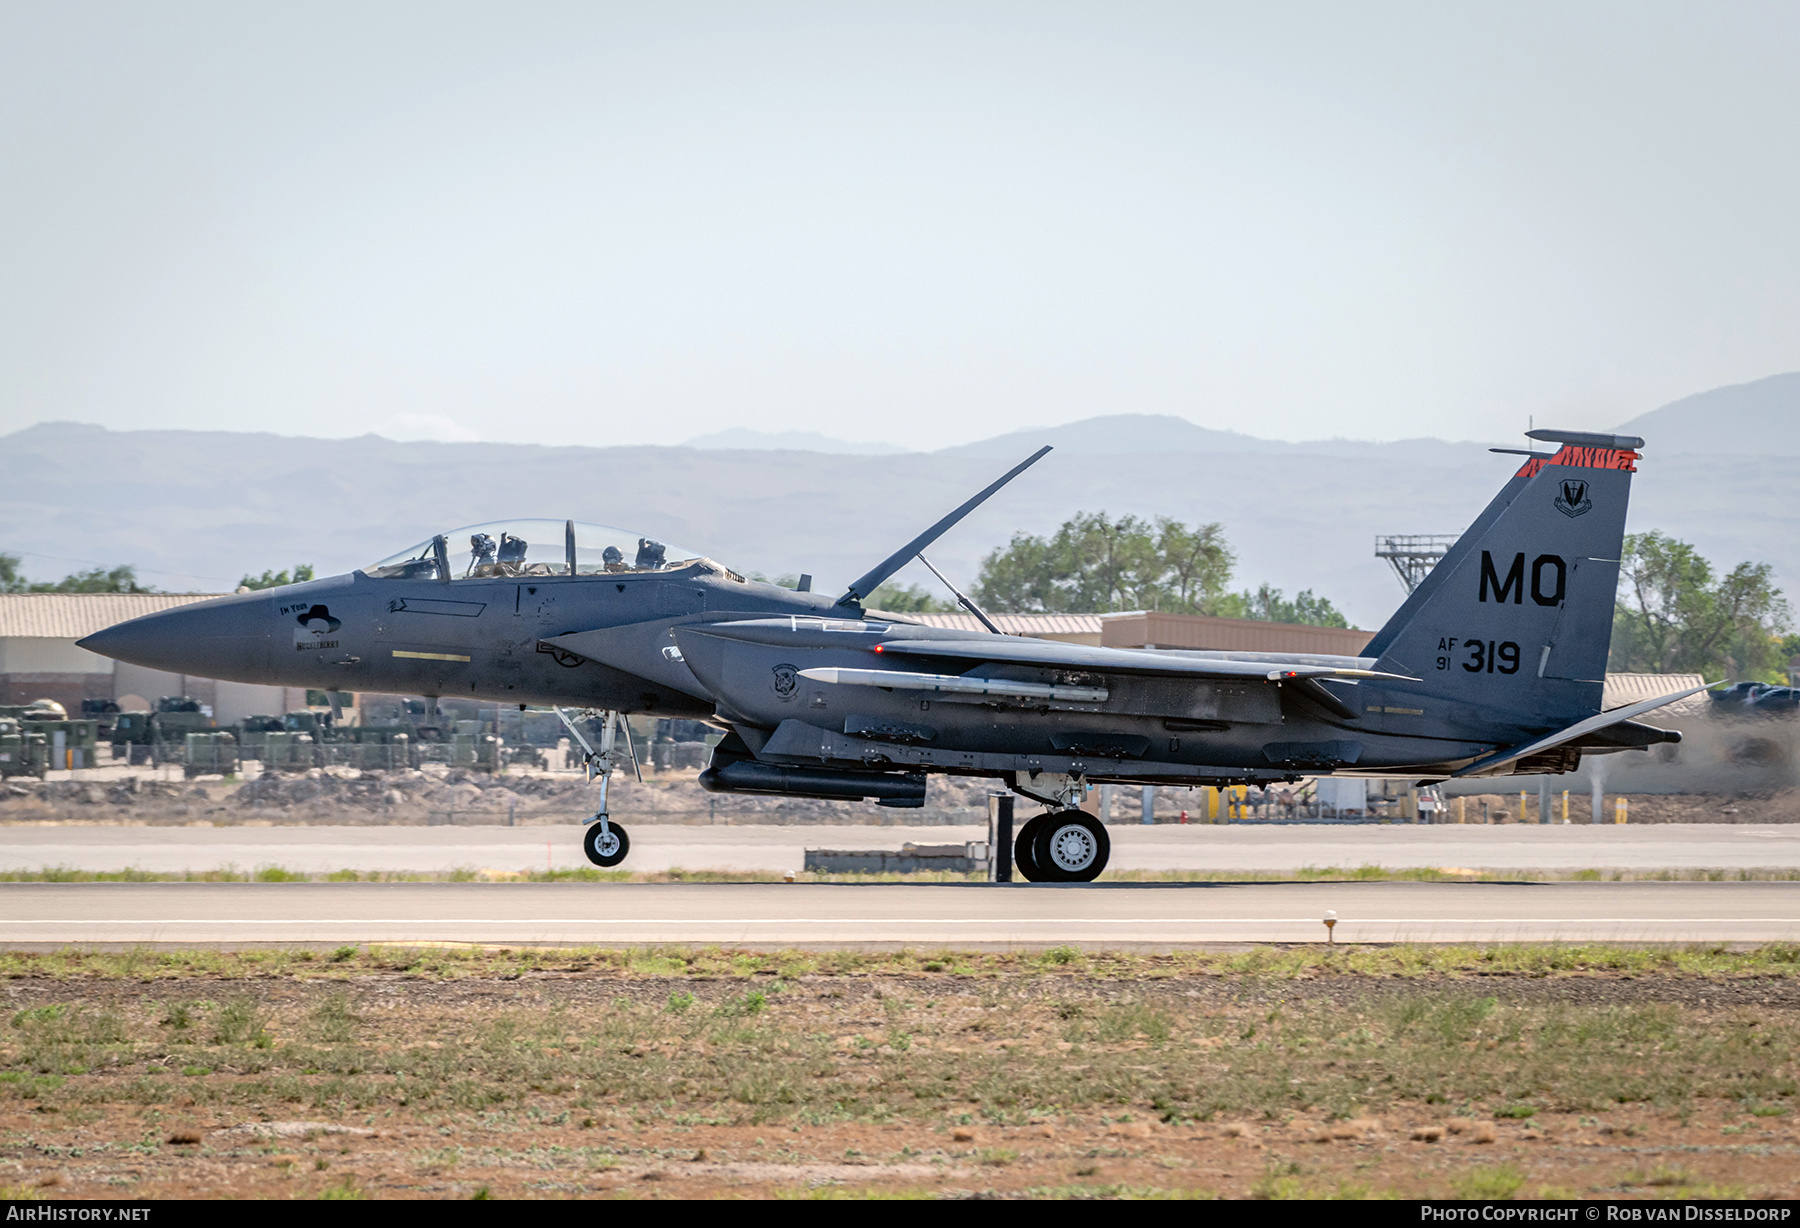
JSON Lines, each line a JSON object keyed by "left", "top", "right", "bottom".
{"left": 897, "top": 612, "right": 1104, "bottom": 638}
{"left": 0, "top": 593, "right": 225, "bottom": 640}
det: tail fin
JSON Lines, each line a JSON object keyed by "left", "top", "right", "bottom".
{"left": 1370, "top": 431, "right": 1644, "bottom": 723}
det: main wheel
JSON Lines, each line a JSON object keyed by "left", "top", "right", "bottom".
{"left": 583, "top": 820, "right": 630, "bottom": 867}
{"left": 1030, "top": 811, "right": 1110, "bottom": 883}
{"left": 1012, "top": 814, "right": 1050, "bottom": 882}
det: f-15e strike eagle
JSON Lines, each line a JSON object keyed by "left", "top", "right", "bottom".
{"left": 80, "top": 429, "right": 1701, "bottom": 881}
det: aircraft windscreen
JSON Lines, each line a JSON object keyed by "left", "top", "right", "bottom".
{"left": 363, "top": 520, "right": 710, "bottom": 581}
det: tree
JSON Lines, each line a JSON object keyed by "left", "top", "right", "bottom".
{"left": 1235, "top": 583, "right": 1351, "bottom": 628}
{"left": 973, "top": 512, "right": 1171, "bottom": 613}
{"left": 1155, "top": 517, "right": 1236, "bottom": 613}
{"left": 867, "top": 582, "right": 956, "bottom": 613}
{"left": 1611, "top": 531, "right": 1792, "bottom": 681}
{"left": 239, "top": 565, "right": 316, "bottom": 590}
{"left": 0, "top": 554, "right": 154, "bottom": 593}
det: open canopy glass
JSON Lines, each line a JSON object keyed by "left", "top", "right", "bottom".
{"left": 363, "top": 519, "right": 712, "bottom": 581}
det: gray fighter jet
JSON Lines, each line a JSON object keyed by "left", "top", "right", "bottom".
{"left": 79, "top": 429, "right": 1699, "bottom": 881}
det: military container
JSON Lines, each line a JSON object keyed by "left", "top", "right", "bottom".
{"left": 183, "top": 731, "right": 239, "bottom": 778}
{"left": 260, "top": 731, "right": 318, "bottom": 772}
{"left": 0, "top": 719, "right": 50, "bottom": 780}
{"left": 233, "top": 715, "right": 286, "bottom": 761}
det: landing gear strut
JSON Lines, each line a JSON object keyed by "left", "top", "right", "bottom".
{"left": 558, "top": 708, "right": 640, "bottom": 868}
{"left": 1008, "top": 773, "right": 1112, "bottom": 883}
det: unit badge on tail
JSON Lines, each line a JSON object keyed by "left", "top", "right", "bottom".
{"left": 1553, "top": 479, "right": 1592, "bottom": 518}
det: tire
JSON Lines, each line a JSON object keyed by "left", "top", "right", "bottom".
{"left": 583, "top": 820, "right": 630, "bottom": 867}
{"left": 1012, "top": 814, "right": 1049, "bottom": 882}
{"left": 1030, "top": 811, "right": 1110, "bottom": 883}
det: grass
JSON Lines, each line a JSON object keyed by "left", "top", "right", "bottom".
{"left": 1451, "top": 1164, "right": 1524, "bottom": 1200}
{"left": 1, "top": 944, "right": 1797, "bottom": 1136}
{"left": 5, "top": 946, "right": 1798, "bottom": 1199}
{"left": 0, "top": 941, "right": 1797, "bottom": 984}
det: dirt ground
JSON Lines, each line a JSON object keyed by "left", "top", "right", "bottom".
{"left": 4, "top": 767, "right": 1799, "bottom": 829}
{"left": 2, "top": 946, "right": 1799, "bottom": 1199}
{"left": 0, "top": 767, "right": 994, "bottom": 828}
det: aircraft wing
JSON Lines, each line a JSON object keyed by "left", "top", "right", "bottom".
{"left": 1449, "top": 681, "right": 1714, "bottom": 777}
{"left": 872, "top": 635, "right": 1416, "bottom": 683}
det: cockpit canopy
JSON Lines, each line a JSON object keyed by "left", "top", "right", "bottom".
{"left": 363, "top": 519, "right": 714, "bottom": 582}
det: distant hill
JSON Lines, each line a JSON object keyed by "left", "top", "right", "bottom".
{"left": 682, "top": 427, "right": 907, "bottom": 455}
{"left": 1615, "top": 372, "right": 1800, "bottom": 457}
{"left": 938, "top": 414, "right": 1290, "bottom": 458}
{"left": 937, "top": 413, "right": 1501, "bottom": 463}
{"left": 2, "top": 417, "right": 1794, "bottom": 632}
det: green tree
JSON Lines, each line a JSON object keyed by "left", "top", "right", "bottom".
{"left": 32, "top": 565, "right": 152, "bottom": 593}
{"left": 1234, "top": 583, "right": 1351, "bottom": 628}
{"left": 1611, "top": 531, "right": 1792, "bottom": 680}
{"left": 972, "top": 512, "right": 1241, "bottom": 615}
{"left": 239, "top": 565, "right": 316, "bottom": 590}
{"left": 866, "top": 582, "right": 956, "bottom": 613}
{"left": 1, "top": 553, "right": 156, "bottom": 593}
{"left": 1155, "top": 517, "right": 1236, "bottom": 613}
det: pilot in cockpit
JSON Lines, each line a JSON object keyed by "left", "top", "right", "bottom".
{"left": 601, "top": 545, "right": 626, "bottom": 572}
{"left": 468, "top": 533, "right": 498, "bottom": 576}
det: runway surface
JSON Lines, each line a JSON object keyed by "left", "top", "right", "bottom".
{"left": 4, "top": 880, "right": 1797, "bottom": 947}
{"left": 2, "top": 822, "right": 1797, "bottom": 874}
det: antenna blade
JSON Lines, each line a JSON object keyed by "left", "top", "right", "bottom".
{"left": 837, "top": 446, "right": 1052, "bottom": 606}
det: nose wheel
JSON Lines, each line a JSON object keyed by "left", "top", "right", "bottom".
{"left": 1014, "top": 810, "right": 1110, "bottom": 883}
{"left": 583, "top": 820, "right": 630, "bottom": 867}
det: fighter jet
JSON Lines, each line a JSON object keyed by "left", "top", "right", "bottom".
{"left": 79, "top": 429, "right": 1699, "bottom": 881}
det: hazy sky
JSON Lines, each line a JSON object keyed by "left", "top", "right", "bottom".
{"left": 4, "top": 2, "right": 1798, "bottom": 448}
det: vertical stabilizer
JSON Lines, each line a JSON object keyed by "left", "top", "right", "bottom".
{"left": 1370, "top": 433, "right": 1643, "bottom": 724}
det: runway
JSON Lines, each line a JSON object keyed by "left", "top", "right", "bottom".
{"left": 4, "top": 880, "right": 1798, "bottom": 947}
{"left": 2, "top": 822, "right": 1797, "bottom": 875}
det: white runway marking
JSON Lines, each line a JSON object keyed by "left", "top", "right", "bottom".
{"left": 3, "top": 917, "right": 1798, "bottom": 926}
{"left": 6, "top": 881, "right": 1797, "bottom": 945}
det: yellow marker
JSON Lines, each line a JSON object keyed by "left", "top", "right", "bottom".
{"left": 1615, "top": 797, "right": 1628, "bottom": 824}
{"left": 1519, "top": 791, "right": 1527, "bottom": 825}
{"left": 1456, "top": 796, "right": 1466, "bottom": 824}
{"left": 1561, "top": 790, "right": 1569, "bottom": 824}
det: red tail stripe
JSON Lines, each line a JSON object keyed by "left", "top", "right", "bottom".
{"left": 1513, "top": 446, "right": 1638, "bottom": 478}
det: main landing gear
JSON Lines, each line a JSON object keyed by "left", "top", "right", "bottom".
{"left": 1013, "top": 809, "right": 1111, "bottom": 883}
{"left": 558, "top": 708, "right": 640, "bottom": 868}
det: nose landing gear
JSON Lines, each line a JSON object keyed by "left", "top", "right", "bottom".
{"left": 558, "top": 708, "right": 640, "bottom": 869}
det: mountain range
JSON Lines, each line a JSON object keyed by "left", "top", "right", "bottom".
{"left": 3, "top": 374, "right": 1795, "bottom": 631}
{"left": 681, "top": 372, "right": 1799, "bottom": 459}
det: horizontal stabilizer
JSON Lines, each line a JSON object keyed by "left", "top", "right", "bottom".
{"left": 1451, "top": 682, "right": 1713, "bottom": 777}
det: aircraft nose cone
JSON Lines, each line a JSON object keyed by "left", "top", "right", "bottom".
{"left": 78, "top": 592, "right": 274, "bottom": 683}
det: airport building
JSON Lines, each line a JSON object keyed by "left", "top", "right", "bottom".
{"left": 905, "top": 610, "right": 1376, "bottom": 655}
